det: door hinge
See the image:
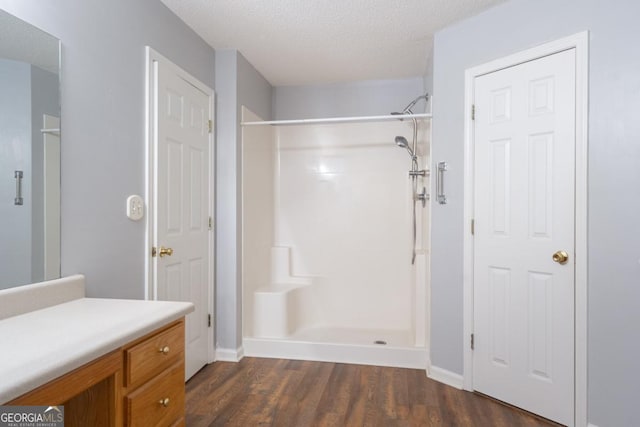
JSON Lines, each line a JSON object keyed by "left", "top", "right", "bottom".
{"left": 471, "top": 219, "right": 475, "bottom": 235}
{"left": 208, "top": 314, "right": 212, "bottom": 327}
{"left": 471, "top": 104, "right": 475, "bottom": 121}
{"left": 208, "top": 119, "right": 212, "bottom": 133}
{"left": 471, "top": 333, "right": 475, "bottom": 350}
{"left": 151, "top": 246, "right": 157, "bottom": 257}
{"left": 208, "top": 216, "right": 213, "bottom": 230}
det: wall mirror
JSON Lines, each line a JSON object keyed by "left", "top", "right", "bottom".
{"left": 0, "top": 9, "right": 60, "bottom": 290}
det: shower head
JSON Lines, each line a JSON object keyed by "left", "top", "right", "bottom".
{"left": 395, "top": 136, "right": 409, "bottom": 148}
{"left": 395, "top": 136, "right": 414, "bottom": 157}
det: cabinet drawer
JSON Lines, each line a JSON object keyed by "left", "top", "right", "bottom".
{"left": 125, "top": 322, "right": 184, "bottom": 388}
{"left": 125, "top": 361, "right": 185, "bottom": 427}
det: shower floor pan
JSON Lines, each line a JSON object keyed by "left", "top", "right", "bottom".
{"left": 243, "top": 326, "right": 427, "bottom": 369}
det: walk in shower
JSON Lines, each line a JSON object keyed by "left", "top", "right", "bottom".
{"left": 240, "top": 100, "right": 431, "bottom": 368}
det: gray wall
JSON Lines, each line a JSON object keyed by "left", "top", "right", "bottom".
{"left": 215, "top": 50, "right": 272, "bottom": 352}
{"left": 0, "top": 0, "right": 215, "bottom": 298}
{"left": 238, "top": 54, "right": 273, "bottom": 123}
{"left": 273, "top": 77, "right": 428, "bottom": 120}
{"left": 214, "top": 50, "right": 239, "bottom": 352}
{"left": 431, "top": 0, "right": 640, "bottom": 425}
{"left": 30, "top": 65, "right": 59, "bottom": 282}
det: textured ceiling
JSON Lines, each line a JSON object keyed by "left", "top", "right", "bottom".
{"left": 0, "top": 9, "right": 59, "bottom": 74}
{"left": 160, "top": 0, "right": 505, "bottom": 86}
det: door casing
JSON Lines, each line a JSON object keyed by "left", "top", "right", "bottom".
{"left": 462, "top": 32, "right": 588, "bottom": 427}
{"left": 144, "top": 46, "right": 216, "bottom": 365}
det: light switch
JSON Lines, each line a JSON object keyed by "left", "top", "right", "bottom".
{"left": 126, "top": 195, "right": 144, "bottom": 221}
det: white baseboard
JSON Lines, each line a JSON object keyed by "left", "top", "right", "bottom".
{"left": 427, "top": 364, "right": 464, "bottom": 390}
{"left": 244, "top": 337, "right": 428, "bottom": 369}
{"left": 215, "top": 346, "right": 244, "bottom": 362}
{"left": 587, "top": 424, "right": 599, "bottom": 427}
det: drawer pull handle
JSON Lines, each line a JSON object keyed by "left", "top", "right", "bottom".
{"left": 158, "top": 346, "right": 170, "bottom": 355}
{"left": 159, "top": 398, "right": 170, "bottom": 407}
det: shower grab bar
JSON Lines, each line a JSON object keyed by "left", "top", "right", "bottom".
{"left": 14, "top": 170, "right": 23, "bottom": 206}
{"left": 436, "top": 162, "right": 447, "bottom": 205}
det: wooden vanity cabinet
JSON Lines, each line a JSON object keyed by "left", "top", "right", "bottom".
{"left": 123, "top": 321, "right": 185, "bottom": 426}
{"left": 8, "top": 319, "right": 186, "bottom": 427}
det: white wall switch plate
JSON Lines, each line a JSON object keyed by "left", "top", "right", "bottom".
{"left": 126, "top": 195, "right": 144, "bottom": 221}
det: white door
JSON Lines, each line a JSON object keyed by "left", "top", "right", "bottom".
{"left": 473, "top": 49, "right": 575, "bottom": 425}
{"left": 152, "top": 55, "right": 212, "bottom": 380}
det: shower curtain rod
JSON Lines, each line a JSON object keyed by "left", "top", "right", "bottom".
{"left": 40, "top": 128, "right": 61, "bottom": 136}
{"left": 241, "top": 112, "right": 431, "bottom": 126}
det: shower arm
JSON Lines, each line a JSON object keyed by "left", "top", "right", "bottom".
{"left": 401, "top": 94, "right": 430, "bottom": 116}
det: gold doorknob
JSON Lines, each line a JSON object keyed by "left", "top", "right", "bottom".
{"left": 552, "top": 250, "right": 569, "bottom": 264}
{"left": 158, "top": 247, "right": 173, "bottom": 257}
{"left": 159, "top": 346, "right": 170, "bottom": 355}
{"left": 159, "top": 398, "right": 170, "bottom": 407}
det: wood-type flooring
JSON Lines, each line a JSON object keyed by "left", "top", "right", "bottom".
{"left": 185, "top": 357, "right": 560, "bottom": 427}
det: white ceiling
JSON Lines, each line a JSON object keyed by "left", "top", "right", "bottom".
{"left": 160, "top": 0, "right": 506, "bottom": 87}
{"left": 0, "top": 9, "right": 59, "bottom": 74}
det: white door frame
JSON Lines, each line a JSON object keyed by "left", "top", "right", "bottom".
{"left": 462, "top": 32, "right": 588, "bottom": 426}
{"left": 42, "top": 114, "right": 61, "bottom": 280}
{"left": 144, "top": 46, "right": 216, "bottom": 364}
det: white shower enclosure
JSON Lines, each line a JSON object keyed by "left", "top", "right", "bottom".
{"left": 241, "top": 107, "right": 430, "bottom": 368}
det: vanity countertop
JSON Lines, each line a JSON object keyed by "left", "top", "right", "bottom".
{"left": 0, "top": 297, "right": 194, "bottom": 404}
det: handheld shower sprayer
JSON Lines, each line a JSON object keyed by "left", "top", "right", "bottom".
{"left": 395, "top": 136, "right": 414, "bottom": 158}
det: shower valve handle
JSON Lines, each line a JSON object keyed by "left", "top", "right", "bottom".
{"left": 416, "top": 188, "right": 429, "bottom": 207}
